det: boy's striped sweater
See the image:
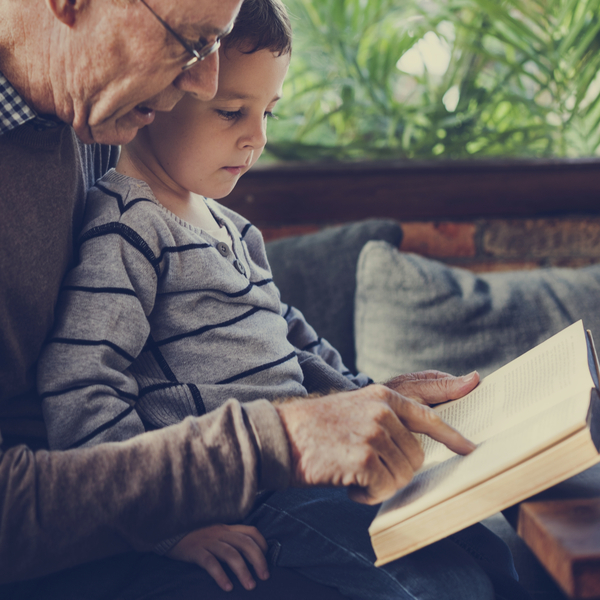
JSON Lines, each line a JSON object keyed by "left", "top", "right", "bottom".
{"left": 38, "top": 169, "right": 370, "bottom": 451}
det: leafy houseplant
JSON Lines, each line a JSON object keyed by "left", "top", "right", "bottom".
{"left": 266, "top": 0, "right": 600, "bottom": 161}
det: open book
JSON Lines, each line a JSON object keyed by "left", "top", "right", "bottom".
{"left": 370, "top": 320, "right": 600, "bottom": 566}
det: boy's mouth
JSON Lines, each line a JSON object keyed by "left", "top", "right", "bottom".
{"left": 223, "top": 166, "right": 244, "bottom": 175}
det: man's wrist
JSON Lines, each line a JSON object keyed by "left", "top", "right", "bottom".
{"left": 243, "top": 400, "right": 291, "bottom": 491}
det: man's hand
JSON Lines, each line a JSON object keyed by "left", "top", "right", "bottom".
{"left": 275, "top": 383, "right": 477, "bottom": 505}
{"left": 385, "top": 370, "right": 480, "bottom": 406}
{"left": 167, "top": 524, "right": 269, "bottom": 592}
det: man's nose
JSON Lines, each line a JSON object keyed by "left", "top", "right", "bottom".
{"left": 173, "top": 51, "right": 219, "bottom": 101}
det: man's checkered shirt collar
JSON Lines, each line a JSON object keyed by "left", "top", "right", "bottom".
{"left": 0, "top": 72, "right": 60, "bottom": 135}
{"left": 0, "top": 72, "right": 37, "bottom": 134}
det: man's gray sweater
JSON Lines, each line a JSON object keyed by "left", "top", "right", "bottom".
{"left": 1, "top": 124, "right": 292, "bottom": 584}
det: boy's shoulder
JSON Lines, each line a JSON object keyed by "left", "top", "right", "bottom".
{"left": 83, "top": 169, "right": 166, "bottom": 231}
{"left": 87, "top": 169, "right": 157, "bottom": 213}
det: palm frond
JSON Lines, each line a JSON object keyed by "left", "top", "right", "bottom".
{"left": 265, "top": 0, "right": 600, "bottom": 161}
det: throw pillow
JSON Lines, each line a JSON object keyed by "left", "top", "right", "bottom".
{"left": 355, "top": 241, "right": 600, "bottom": 382}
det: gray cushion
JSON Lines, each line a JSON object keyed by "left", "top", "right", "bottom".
{"left": 355, "top": 241, "right": 600, "bottom": 382}
{"left": 265, "top": 220, "right": 403, "bottom": 373}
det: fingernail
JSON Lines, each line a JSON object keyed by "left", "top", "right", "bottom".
{"left": 225, "top": 583, "right": 233, "bottom": 592}
{"left": 461, "top": 371, "right": 478, "bottom": 381}
{"left": 261, "top": 570, "right": 270, "bottom": 580}
{"left": 245, "top": 581, "right": 256, "bottom": 590}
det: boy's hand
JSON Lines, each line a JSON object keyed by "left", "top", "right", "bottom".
{"left": 167, "top": 524, "right": 269, "bottom": 591}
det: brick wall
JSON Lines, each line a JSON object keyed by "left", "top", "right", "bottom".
{"left": 259, "top": 218, "right": 600, "bottom": 273}
{"left": 401, "top": 218, "right": 600, "bottom": 272}
{"left": 224, "top": 159, "right": 600, "bottom": 274}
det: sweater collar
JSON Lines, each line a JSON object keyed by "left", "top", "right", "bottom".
{"left": 0, "top": 71, "right": 62, "bottom": 135}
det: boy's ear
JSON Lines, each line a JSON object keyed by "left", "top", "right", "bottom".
{"left": 46, "top": 0, "right": 87, "bottom": 27}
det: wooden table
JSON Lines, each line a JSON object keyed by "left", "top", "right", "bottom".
{"left": 514, "top": 463, "right": 600, "bottom": 599}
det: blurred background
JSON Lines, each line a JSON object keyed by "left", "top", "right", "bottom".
{"left": 264, "top": 0, "right": 600, "bottom": 162}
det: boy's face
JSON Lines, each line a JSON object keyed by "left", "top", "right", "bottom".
{"left": 142, "top": 46, "right": 290, "bottom": 199}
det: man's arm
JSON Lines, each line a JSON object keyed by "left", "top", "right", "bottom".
{"left": 1, "top": 371, "right": 478, "bottom": 583}
{"left": 0, "top": 399, "right": 288, "bottom": 584}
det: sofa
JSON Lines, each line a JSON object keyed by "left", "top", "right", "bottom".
{"left": 201, "top": 218, "right": 600, "bottom": 598}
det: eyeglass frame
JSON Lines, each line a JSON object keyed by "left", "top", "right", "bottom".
{"left": 139, "top": 0, "right": 234, "bottom": 71}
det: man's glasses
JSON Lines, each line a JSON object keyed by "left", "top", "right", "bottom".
{"left": 140, "top": 0, "right": 234, "bottom": 71}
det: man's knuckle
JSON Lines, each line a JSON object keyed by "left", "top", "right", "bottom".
{"left": 412, "top": 445, "right": 425, "bottom": 469}
{"left": 429, "top": 411, "right": 443, "bottom": 427}
{"left": 372, "top": 401, "right": 398, "bottom": 425}
{"left": 361, "top": 423, "right": 379, "bottom": 443}
{"left": 419, "top": 405, "right": 442, "bottom": 426}
{"left": 368, "top": 406, "right": 389, "bottom": 430}
{"left": 355, "top": 446, "right": 377, "bottom": 470}
{"left": 369, "top": 383, "right": 392, "bottom": 401}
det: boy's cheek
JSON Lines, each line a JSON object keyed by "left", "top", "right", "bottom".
{"left": 249, "top": 151, "right": 263, "bottom": 170}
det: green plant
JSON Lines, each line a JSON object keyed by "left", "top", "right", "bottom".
{"left": 265, "top": 0, "right": 600, "bottom": 161}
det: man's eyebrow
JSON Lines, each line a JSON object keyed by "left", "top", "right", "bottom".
{"left": 189, "top": 22, "right": 232, "bottom": 39}
{"left": 205, "top": 25, "right": 230, "bottom": 37}
{"left": 218, "top": 92, "right": 282, "bottom": 102}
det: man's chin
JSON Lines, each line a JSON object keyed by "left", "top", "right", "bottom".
{"left": 72, "top": 121, "right": 141, "bottom": 146}
{"left": 94, "top": 127, "right": 140, "bottom": 146}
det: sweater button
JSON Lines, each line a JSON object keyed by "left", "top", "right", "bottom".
{"left": 216, "top": 242, "right": 230, "bottom": 257}
{"left": 233, "top": 260, "right": 246, "bottom": 276}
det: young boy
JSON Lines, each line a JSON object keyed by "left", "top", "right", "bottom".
{"left": 37, "top": 1, "right": 527, "bottom": 598}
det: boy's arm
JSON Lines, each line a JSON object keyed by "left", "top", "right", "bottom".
{"left": 282, "top": 303, "right": 373, "bottom": 390}
{"left": 37, "top": 219, "right": 156, "bottom": 449}
{"left": 231, "top": 214, "right": 372, "bottom": 392}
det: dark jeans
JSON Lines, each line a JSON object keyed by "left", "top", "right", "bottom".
{"left": 2, "top": 552, "right": 346, "bottom": 600}
{"left": 3, "top": 488, "right": 531, "bottom": 600}
{"left": 243, "top": 487, "right": 531, "bottom": 600}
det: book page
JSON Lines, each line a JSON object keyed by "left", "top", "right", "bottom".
{"left": 373, "top": 390, "right": 592, "bottom": 531}
{"left": 418, "top": 321, "right": 593, "bottom": 470}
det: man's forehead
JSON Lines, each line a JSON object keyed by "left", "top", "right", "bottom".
{"left": 160, "top": 0, "right": 240, "bottom": 34}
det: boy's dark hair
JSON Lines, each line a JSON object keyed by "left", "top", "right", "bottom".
{"left": 222, "top": 0, "right": 292, "bottom": 56}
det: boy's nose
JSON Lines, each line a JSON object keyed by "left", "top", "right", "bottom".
{"left": 172, "top": 52, "right": 219, "bottom": 101}
{"left": 242, "top": 119, "right": 267, "bottom": 150}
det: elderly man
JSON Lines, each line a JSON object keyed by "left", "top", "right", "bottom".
{"left": 0, "top": 1, "right": 527, "bottom": 599}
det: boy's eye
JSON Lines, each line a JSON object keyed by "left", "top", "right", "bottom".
{"left": 217, "top": 109, "right": 242, "bottom": 121}
{"left": 265, "top": 111, "right": 279, "bottom": 120}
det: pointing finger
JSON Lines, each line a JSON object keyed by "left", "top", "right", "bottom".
{"left": 387, "top": 393, "right": 476, "bottom": 456}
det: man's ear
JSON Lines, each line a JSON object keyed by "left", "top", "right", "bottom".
{"left": 46, "top": 0, "right": 87, "bottom": 27}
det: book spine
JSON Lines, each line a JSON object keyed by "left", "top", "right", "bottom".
{"left": 587, "top": 388, "right": 600, "bottom": 452}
